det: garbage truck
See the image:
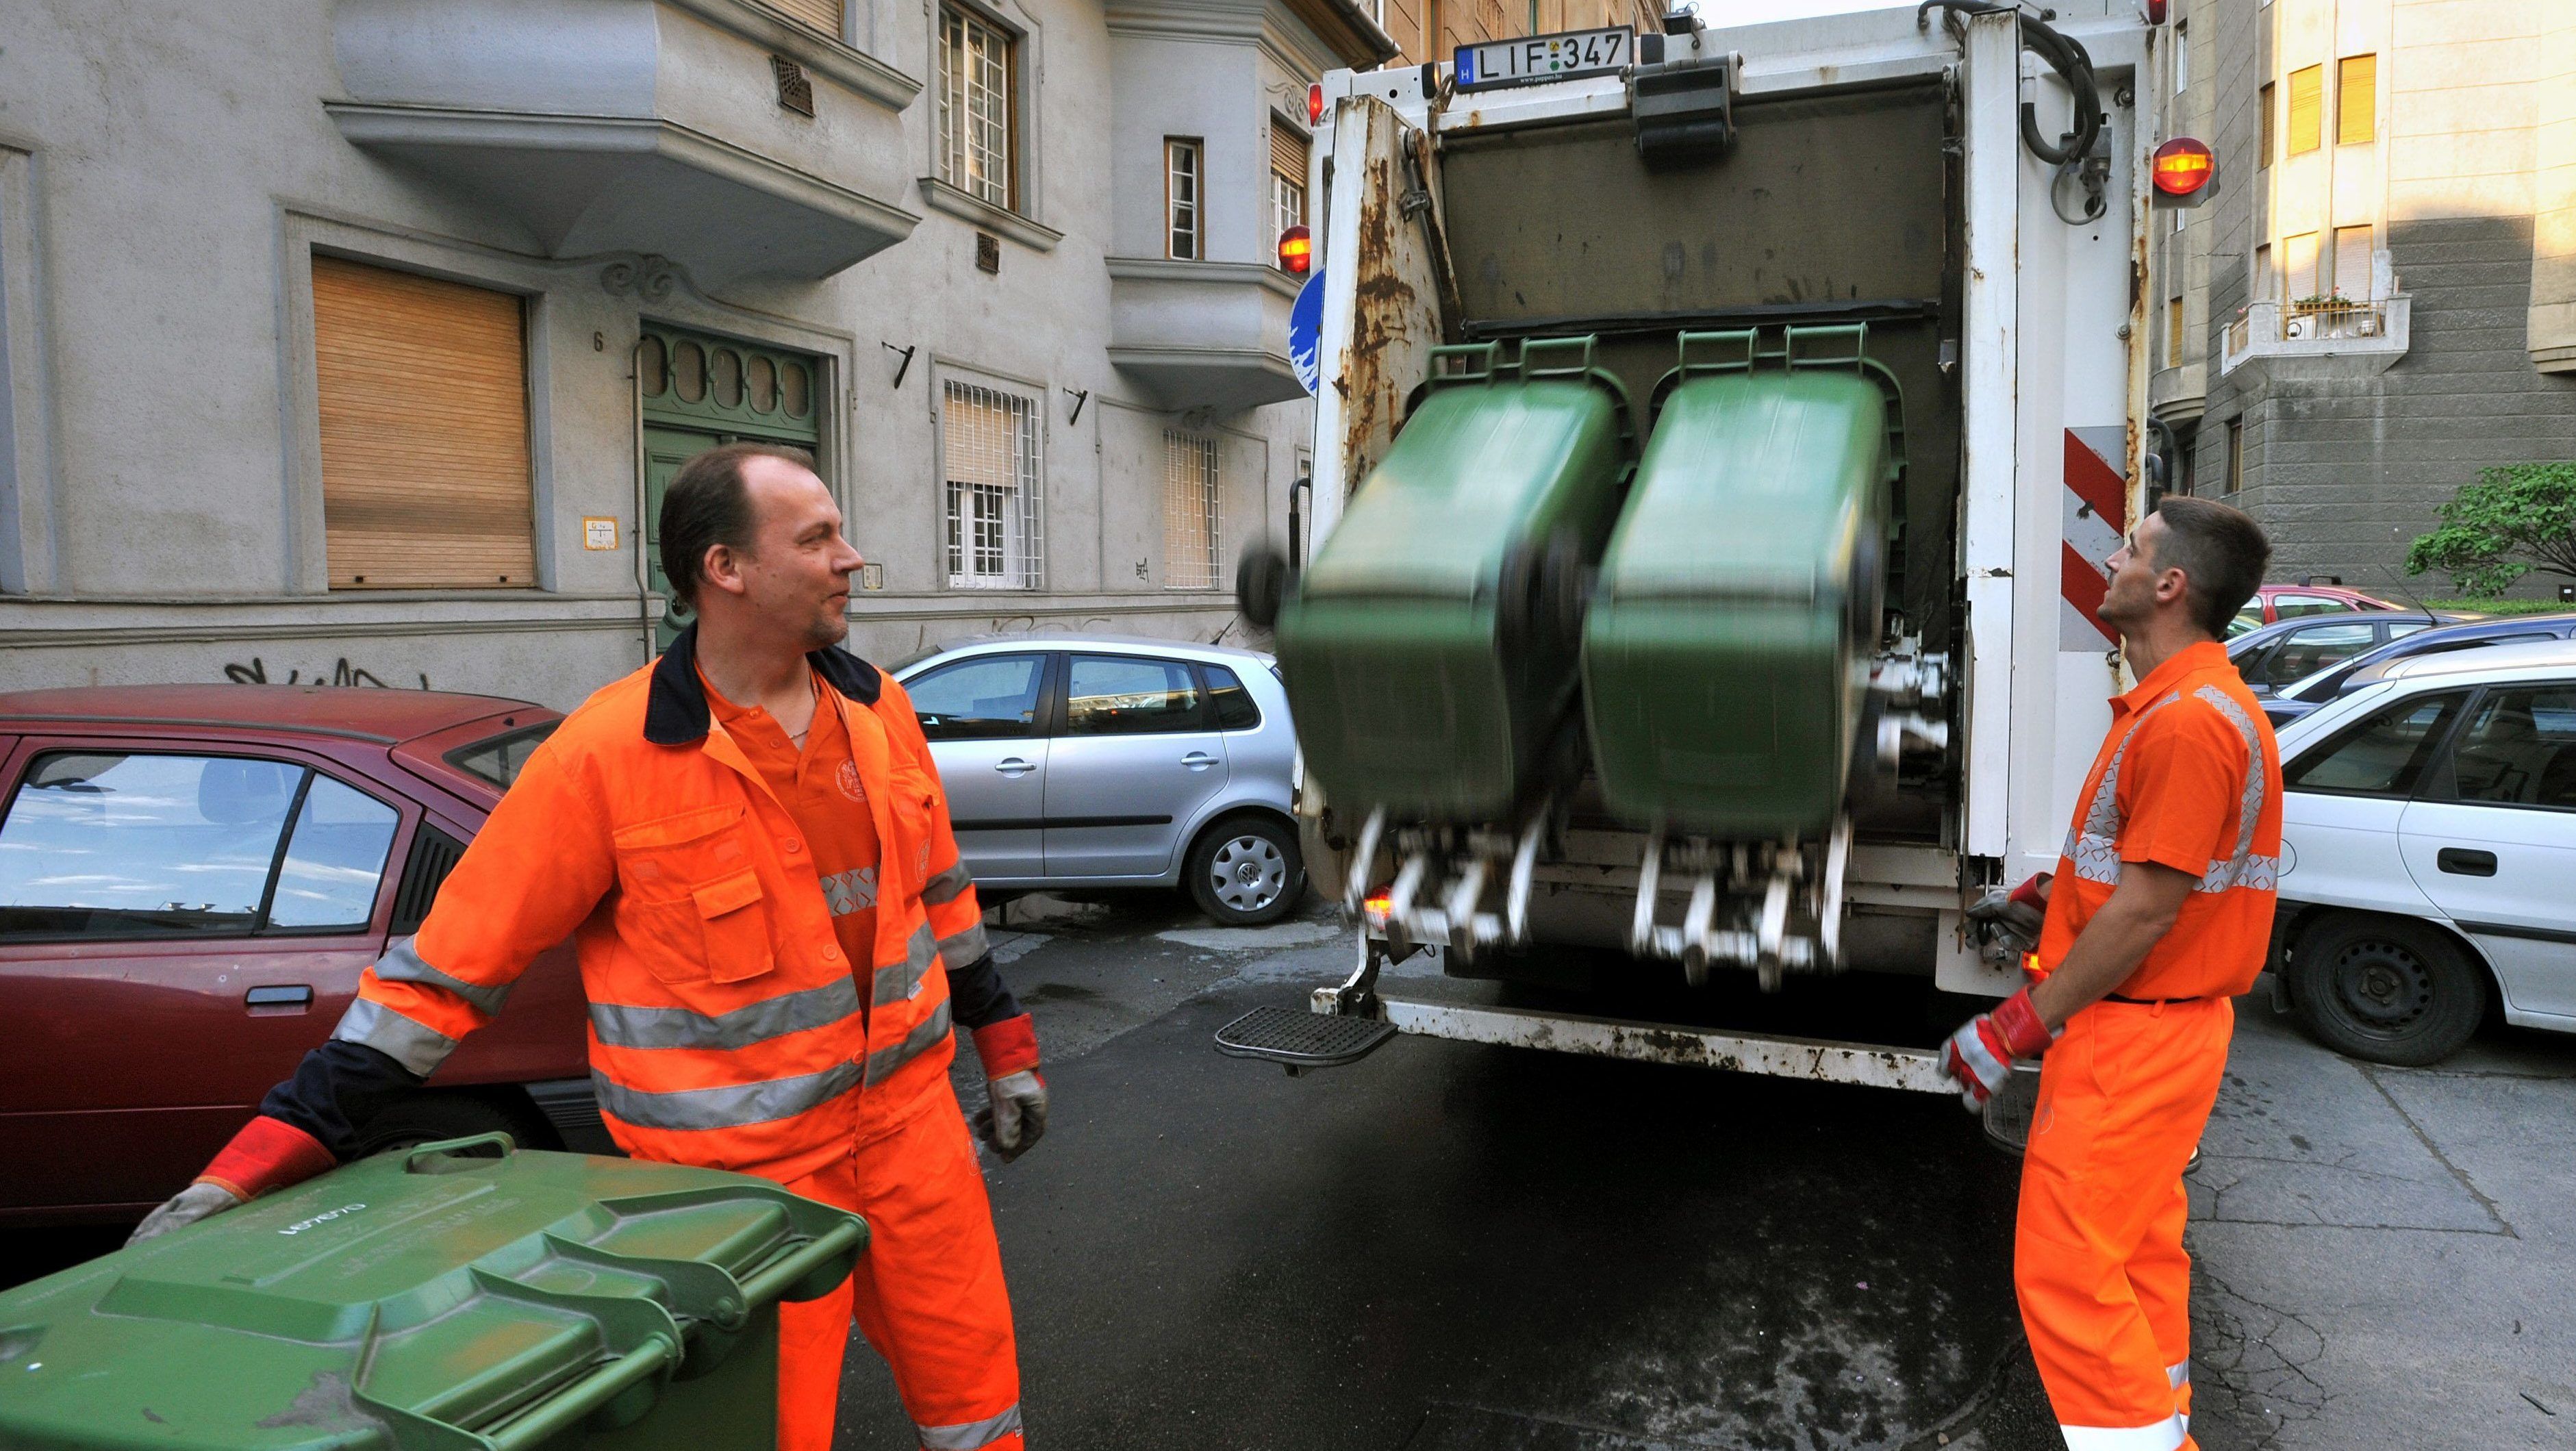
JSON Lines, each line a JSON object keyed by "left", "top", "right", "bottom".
{"left": 1220, "top": 1, "right": 2206, "bottom": 1094}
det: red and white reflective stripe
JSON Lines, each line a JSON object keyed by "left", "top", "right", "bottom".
{"left": 2058, "top": 1415, "right": 2187, "bottom": 1450}
{"left": 2060, "top": 427, "right": 2129, "bottom": 649}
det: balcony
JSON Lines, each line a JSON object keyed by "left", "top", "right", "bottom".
{"left": 327, "top": 0, "right": 921, "bottom": 288}
{"left": 2219, "top": 294, "right": 2412, "bottom": 381}
{"left": 1106, "top": 259, "right": 1308, "bottom": 413}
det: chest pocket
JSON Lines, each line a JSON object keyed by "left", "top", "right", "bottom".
{"left": 883, "top": 756, "right": 941, "bottom": 896}
{"left": 614, "top": 803, "right": 776, "bottom": 987}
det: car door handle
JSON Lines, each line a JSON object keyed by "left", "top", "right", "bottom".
{"left": 1181, "top": 752, "right": 1219, "bottom": 770}
{"left": 994, "top": 757, "right": 1037, "bottom": 777}
{"left": 245, "top": 985, "right": 314, "bottom": 1009}
{"left": 2437, "top": 848, "right": 2497, "bottom": 877}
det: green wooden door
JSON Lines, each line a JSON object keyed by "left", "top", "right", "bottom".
{"left": 643, "top": 425, "right": 723, "bottom": 648}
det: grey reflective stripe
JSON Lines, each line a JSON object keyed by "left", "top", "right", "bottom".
{"left": 2167, "top": 1361, "right": 2190, "bottom": 1388}
{"left": 332, "top": 997, "right": 459, "bottom": 1077}
{"left": 918, "top": 1404, "right": 1022, "bottom": 1450}
{"left": 373, "top": 936, "right": 513, "bottom": 1016}
{"left": 592, "top": 1059, "right": 863, "bottom": 1132}
{"left": 822, "top": 866, "right": 878, "bottom": 917}
{"left": 2062, "top": 693, "right": 2184, "bottom": 886}
{"left": 590, "top": 978, "right": 862, "bottom": 1051}
{"left": 937, "top": 921, "right": 990, "bottom": 971}
{"left": 2188, "top": 685, "right": 2279, "bottom": 894}
{"left": 866, "top": 1000, "right": 952, "bottom": 1084}
{"left": 873, "top": 921, "right": 939, "bottom": 1007}
{"left": 922, "top": 860, "right": 974, "bottom": 906}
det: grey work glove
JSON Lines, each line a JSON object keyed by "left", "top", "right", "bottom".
{"left": 127, "top": 1181, "right": 243, "bottom": 1246}
{"left": 1967, "top": 872, "right": 2053, "bottom": 963}
{"left": 972, "top": 1070, "right": 1049, "bottom": 1163}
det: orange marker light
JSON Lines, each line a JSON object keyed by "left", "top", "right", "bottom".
{"left": 1308, "top": 83, "right": 1325, "bottom": 125}
{"left": 1278, "top": 225, "right": 1313, "bottom": 274}
{"left": 2151, "top": 137, "right": 2215, "bottom": 197}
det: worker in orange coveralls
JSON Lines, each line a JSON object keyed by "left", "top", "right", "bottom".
{"left": 134, "top": 443, "right": 1045, "bottom": 1451}
{"left": 1943, "top": 496, "right": 2282, "bottom": 1451}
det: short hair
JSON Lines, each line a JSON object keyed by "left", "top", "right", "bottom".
{"left": 2151, "top": 495, "right": 2271, "bottom": 638}
{"left": 657, "top": 442, "right": 816, "bottom": 611}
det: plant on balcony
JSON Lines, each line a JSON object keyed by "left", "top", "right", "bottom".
{"left": 2288, "top": 292, "right": 2351, "bottom": 314}
{"left": 2405, "top": 461, "right": 2576, "bottom": 597}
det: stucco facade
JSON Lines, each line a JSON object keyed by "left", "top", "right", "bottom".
{"left": 0, "top": 0, "right": 1391, "bottom": 710}
{"left": 2149, "top": 0, "right": 2576, "bottom": 601}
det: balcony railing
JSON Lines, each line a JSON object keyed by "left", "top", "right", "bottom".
{"left": 2221, "top": 294, "right": 2410, "bottom": 377}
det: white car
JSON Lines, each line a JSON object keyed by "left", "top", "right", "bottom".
{"left": 2269, "top": 637, "right": 2576, "bottom": 1064}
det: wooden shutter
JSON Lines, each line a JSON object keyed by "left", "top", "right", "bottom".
{"left": 2258, "top": 83, "right": 2275, "bottom": 166}
{"left": 761, "top": 0, "right": 844, "bottom": 36}
{"left": 312, "top": 256, "right": 535, "bottom": 590}
{"left": 2286, "top": 64, "right": 2323, "bottom": 155}
{"left": 2337, "top": 53, "right": 2376, "bottom": 146}
{"left": 1271, "top": 121, "right": 1310, "bottom": 186}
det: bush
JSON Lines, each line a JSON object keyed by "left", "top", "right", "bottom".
{"left": 2405, "top": 462, "right": 2576, "bottom": 597}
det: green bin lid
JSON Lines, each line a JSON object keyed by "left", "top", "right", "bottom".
{"left": 0, "top": 1135, "right": 865, "bottom": 1451}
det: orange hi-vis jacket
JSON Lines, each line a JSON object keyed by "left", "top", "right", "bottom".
{"left": 2034, "top": 638, "right": 2284, "bottom": 1000}
{"left": 336, "top": 631, "right": 992, "bottom": 1179}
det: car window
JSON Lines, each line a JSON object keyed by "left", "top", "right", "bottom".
{"left": 1065, "top": 655, "right": 1205, "bottom": 736}
{"left": 2285, "top": 692, "right": 2468, "bottom": 798}
{"left": 2245, "top": 622, "right": 2375, "bottom": 690}
{"left": 444, "top": 721, "right": 561, "bottom": 790}
{"left": 2227, "top": 603, "right": 2266, "bottom": 638}
{"left": 268, "top": 776, "right": 402, "bottom": 929}
{"left": 2271, "top": 593, "right": 2348, "bottom": 621}
{"left": 0, "top": 753, "right": 303, "bottom": 938}
{"left": 2435, "top": 685, "right": 2576, "bottom": 811}
{"left": 1201, "top": 664, "right": 1263, "bottom": 731}
{"left": 909, "top": 654, "right": 1048, "bottom": 740}
{"left": 2386, "top": 622, "right": 2432, "bottom": 640}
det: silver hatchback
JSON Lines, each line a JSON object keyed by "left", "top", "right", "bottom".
{"left": 891, "top": 635, "right": 1306, "bottom": 925}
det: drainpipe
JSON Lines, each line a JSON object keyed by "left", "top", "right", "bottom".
{"left": 631, "top": 337, "right": 657, "bottom": 664}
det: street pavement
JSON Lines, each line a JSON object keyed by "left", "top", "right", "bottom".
{"left": 8, "top": 891, "right": 2569, "bottom": 1449}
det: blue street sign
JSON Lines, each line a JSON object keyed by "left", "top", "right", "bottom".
{"left": 1289, "top": 269, "right": 1324, "bottom": 396}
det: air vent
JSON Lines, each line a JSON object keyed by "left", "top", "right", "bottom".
{"left": 392, "top": 825, "right": 466, "bottom": 935}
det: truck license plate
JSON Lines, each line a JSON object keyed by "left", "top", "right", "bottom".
{"left": 1454, "top": 27, "right": 1632, "bottom": 91}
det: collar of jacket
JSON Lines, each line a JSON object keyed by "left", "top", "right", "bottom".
{"left": 644, "top": 622, "right": 884, "bottom": 746}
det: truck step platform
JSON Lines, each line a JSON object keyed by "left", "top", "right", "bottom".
{"left": 1214, "top": 1005, "right": 1399, "bottom": 1074}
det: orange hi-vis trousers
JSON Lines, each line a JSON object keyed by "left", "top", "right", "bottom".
{"left": 2016, "top": 997, "right": 2232, "bottom": 1451}
{"left": 776, "top": 1095, "right": 1024, "bottom": 1451}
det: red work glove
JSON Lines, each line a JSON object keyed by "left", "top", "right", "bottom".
{"left": 970, "top": 1015, "right": 1048, "bottom": 1163}
{"left": 1939, "top": 987, "right": 2056, "bottom": 1112}
{"left": 127, "top": 1115, "right": 337, "bottom": 1245}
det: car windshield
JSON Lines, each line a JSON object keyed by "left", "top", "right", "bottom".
{"left": 445, "top": 721, "right": 562, "bottom": 789}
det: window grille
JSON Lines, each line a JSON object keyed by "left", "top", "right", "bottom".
{"left": 943, "top": 381, "right": 1044, "bottom": 589}
{"left": 939, "top": 5, "right": 1014, "bottom": 208}
{"left": 1162, "top": 430, "right": 1221, "bottom": 590}
{"left": 1167, "top": 139, "right": 1202, "bottom": 260}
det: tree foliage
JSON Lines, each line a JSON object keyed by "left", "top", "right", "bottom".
{"left": 2403, "top": 461, "right": 2576, "bottom": 597}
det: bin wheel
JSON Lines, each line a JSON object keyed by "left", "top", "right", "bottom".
{"left": 357, "top": 1093, "right": 556, "bottom": 1159}
{"left": 1537, "top": 529, "right": 1589, "bottom": 648}
{"left": 1237, "top": 542, "right": 1291, "bottom": 629}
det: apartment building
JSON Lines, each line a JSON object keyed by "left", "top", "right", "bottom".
{"left": 1371, "top": 0, "right": 1663, "bottom": 75}
{"left": 0, "top": 0, "right": 1391, "bottom": 709}
{"left": 2149, "top": 0, "right": 2576, "bottom": 597}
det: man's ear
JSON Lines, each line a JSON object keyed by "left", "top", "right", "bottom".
{"left": 700, "top": 543, "right": 751, "bottom": 600}
{"left": 2156, "top": 564, "right": 2192, "bottom": 607}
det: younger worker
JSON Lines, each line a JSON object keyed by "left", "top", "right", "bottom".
{"left": 132, "top": 443, "right": 1046, "bottom": 1451}
{"left": 1941, "top": 496, "right": 2280, "bottom": 1451}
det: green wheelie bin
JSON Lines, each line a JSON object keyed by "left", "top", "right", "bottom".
{"left": 1582, "top": 326, "right": 1900, "bottom": 837}
{"left": 1274, "top": 336, "right": 1634, "bottom": 822}
{"left": 0, "top": 1133, "right": 865, "bottom": 1451}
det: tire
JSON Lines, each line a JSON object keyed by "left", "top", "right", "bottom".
{"left": 1185, "top": 814, "right": 1306, "bottom": 926}
{"left": 355, "top": 1092, "right": 555, "bottom": 1160}
{"left": 2288, "top": 914, "right": 2486, "bottom": 1067}
{"left": 1235, "top": 542, "right": 1291, "bottom": 629}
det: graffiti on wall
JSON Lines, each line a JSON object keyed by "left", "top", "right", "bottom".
{"left": 223, "top": 657, "right": 433, "bottom": 690}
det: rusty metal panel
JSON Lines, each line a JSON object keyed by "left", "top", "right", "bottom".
{"left": 1307, "top": 97, "right": 1451, "bottom": 560}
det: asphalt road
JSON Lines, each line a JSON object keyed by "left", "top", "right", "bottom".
{"left": 834, "top": 893, "right": 2058, "bottom": 1451}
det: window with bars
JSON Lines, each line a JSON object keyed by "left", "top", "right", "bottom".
{"left": 1166, "top": 139, "right": 1202, "bottom": 260}
{"left": 942, "top": 380, "right": 1043, "bottom": 589}
{"left": 939, "top": 5, "right": 1015, "bottom": 209}
{"left": 1162, "top": 430, "right": 1220, "bottom": 590}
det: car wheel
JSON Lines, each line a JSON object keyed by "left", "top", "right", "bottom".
{"left": 355, "top": 1093, "right": 555, "bottom": 1159}
{"left": 1186, "top": 816, "right": 1305, "bottom": 926}
{"left": 2289, "top": 914, "right": 2486, "bottom": 1067}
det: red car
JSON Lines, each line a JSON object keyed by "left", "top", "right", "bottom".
{"left": 2228, "top": 582, "right": 2405, "bottom": 637}
{"left": 0, "top": 685, "right": 598, "bottom": 1226}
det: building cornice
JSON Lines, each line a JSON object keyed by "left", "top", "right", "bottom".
{"left": 1106, "top": 0, "right": 1393, "bottom": 69}
{"left": 1106, "top": 255, "right": 1303, "bottom": 299}
{"left": 916, "top": 177, "right": 1065, "bottom": 251}
{"left": 659, "top": 0, "right": 923, "bottom": 110}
